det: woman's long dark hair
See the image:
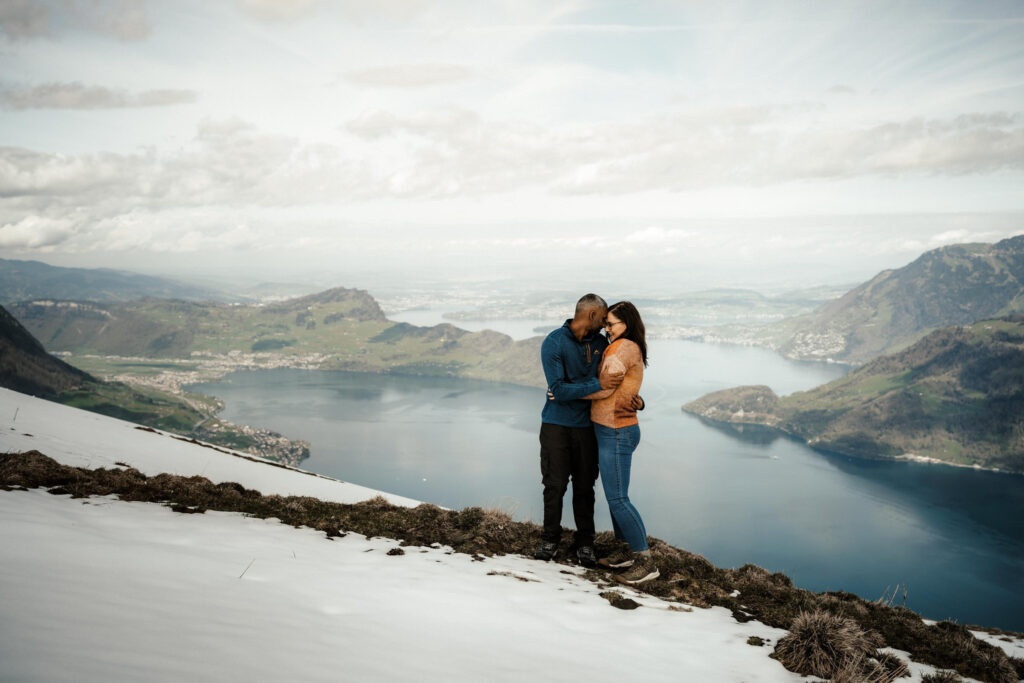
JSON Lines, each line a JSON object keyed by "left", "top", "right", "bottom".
{"left": 608, "top": 301, "right": 648, "bottom": 367}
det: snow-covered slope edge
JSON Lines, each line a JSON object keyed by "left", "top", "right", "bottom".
{"left": 2, "top": 388, "right": 1021, "bottom": 682}
{"left": 0, "top": 387, "right": 418, "bottom": 507}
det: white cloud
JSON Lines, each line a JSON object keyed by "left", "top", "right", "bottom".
{"left": 0, "top": 146, "right": 136, "bottom": 199}
{"left": 345, "top": 107, "right": 482, "bottom": 139}
{"left": 623, "top": 227, "right": 695, "bottom": 246}
{"left": 931, "top": 230, "right": 974, "bottom": 245}
{"left": 348, "top": 105, "right": 1024, "bottom": 197}
{"left": 0, "top": 82, "right": 197, "bottom": 110}
{"left": 0, "top": 0, "right": 50, "bottom": 38}
{"left": 1, "top": 107, "right": 1022, "bottom": 239}
{"left": 558, "top": 110, "right": 1024, "bottom": 193}
{"left": 344, "top": 64, "right": 475, "bottom": 87}
{"left": 236, "top": 0, "right": 323, "bottom": 22}
{"left": 81, "top": 0, "right": 150, "bottom": 41}
{"left": 928, "top": 229, "right": 1008, "bottom": 247}
{"left": 0, "top": 215, "right": 76, "bottom": 249}
{"left": 827, "top": 85, "right": 856, "bottom": 95}
{"left": 0, "top": 0, "right": 150, "bottom": 41}
{"left": 234, "top": 0, "right": 548, "bottom": 25}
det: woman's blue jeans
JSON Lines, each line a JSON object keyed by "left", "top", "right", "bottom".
{"left": 593, "top": 423, "right": 648, "bottom": 552}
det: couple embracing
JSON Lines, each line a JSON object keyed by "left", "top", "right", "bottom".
{"left": 534, "top": 294, "right": 658, "bottom": 585}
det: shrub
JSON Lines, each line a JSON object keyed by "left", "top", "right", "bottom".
{"left": 773, "top": 610, "right": 880, "bottom": 679}
{"left": 251, "top": 338, "right": 295, "bottom": 351}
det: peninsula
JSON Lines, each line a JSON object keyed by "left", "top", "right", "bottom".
{"left": 682, "top": 316, "right": 1024, "bottom": 474}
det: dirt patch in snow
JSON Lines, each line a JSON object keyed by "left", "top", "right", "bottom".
{"left": 599, "top": 591, "right": 640, "bottom": 610}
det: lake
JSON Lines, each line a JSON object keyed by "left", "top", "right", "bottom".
{"left": 188, "top": 330, "right": 1024, "bottom": 632}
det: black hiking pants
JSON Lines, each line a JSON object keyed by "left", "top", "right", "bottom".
{"left": 539, "top": 422, "right": 599, "bottom": 546}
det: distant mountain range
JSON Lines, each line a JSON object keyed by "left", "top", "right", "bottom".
{"left": 0, "top": 257, "right": 229, "bottom": 304}
{"left": 770, "top": 235, "right": 1024, "bottom": 364}
{"left": 683, "top": 315, "right": 1024, "bottom": 473}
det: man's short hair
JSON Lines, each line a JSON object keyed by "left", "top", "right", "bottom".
{"left": 575, "top": 293, "right": 607, "bottom": 316}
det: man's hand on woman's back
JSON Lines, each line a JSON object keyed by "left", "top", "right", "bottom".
{"left": 600, "top": 371, "right": 624, "bottom": 391}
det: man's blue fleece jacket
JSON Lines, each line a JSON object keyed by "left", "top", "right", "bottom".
{"left": 540, "top": 320, "right": 608, "bottom": 428}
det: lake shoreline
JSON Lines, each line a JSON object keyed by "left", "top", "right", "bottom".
{"left": 681, "top": 410, "right": 1024, "bottom": 478}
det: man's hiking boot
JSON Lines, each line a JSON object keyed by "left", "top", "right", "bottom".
{"left": 576, "top": 545, "right": 597, "bottom": 568}
{"left": 534, "top": 541, "right": 558, "bottom": 561}
{"left": 597, "top": 549, "right": 634, "bottom": 569}
{"left": 616, "top": 558, "right": 660, "bottom": 585}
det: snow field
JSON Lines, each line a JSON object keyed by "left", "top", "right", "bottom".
{"left": 0, "top": 488, "right": 799, "bottom": 682}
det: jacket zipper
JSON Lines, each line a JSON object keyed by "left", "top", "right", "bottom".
{"left": 586, "top": 342, "right": 591, "bottom": 364}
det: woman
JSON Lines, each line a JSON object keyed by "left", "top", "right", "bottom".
{"left": 584, "top": 301, "right": 658, "bottom": 585}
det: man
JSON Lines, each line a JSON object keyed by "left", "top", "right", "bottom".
{"left": 534, "top": 293, "right": 624, "bottom": 567}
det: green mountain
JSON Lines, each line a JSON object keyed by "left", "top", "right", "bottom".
{"left": 771, "top": 235, "right": 1024, "bottom": 364}
{"left": 1, "top": 302, "right": 207, "bottom": 431}
{"left": 8, "top": 287, "right": 543, "bottom": 388}
{"left": 0, "top": 304, "right": 308, "bottom": 464}
{"left": 682, "top": 315, "right": 1024, "bottom": 473}
{"left": 0, "top": 257, "right": 228, "bottom": 304}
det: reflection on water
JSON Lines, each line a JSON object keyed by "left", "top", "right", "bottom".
{"left": 702, "top": 413, "right": 1024, "bottom": 545}
{"left": 189, "top": 339, "right": 1024, "bottom": 631}
{"left": 690, "top": 415, "right": 794, "bottom": 447}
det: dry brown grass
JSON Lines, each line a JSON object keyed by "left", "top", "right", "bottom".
{"left": 921, "top": 671, "right": 963, "bottom": 682}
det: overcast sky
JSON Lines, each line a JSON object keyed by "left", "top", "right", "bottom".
{"left": 1, "top": 0, "right": 1022, "bottom": 295}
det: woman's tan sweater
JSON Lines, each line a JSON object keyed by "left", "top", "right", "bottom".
{"left": 584, "top": 338, "right": 643, "bottom": 428}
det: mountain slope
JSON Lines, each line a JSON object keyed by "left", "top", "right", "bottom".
{"left": 0, "top": 304, "right": 94, "bottom": 397}
{"left": 683, "top": 315, "right": 1024, "bottom": 472}
{"left": 0, "top": 256, "right": 227, "bottom": 304}
{"left": 776, "top": 235, "right": 1024, "bottom": 363}
{"left": 0, "top": 304, "right": 308, "bottom": 464}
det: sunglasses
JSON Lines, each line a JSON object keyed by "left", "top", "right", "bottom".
{"left": 604, "top": 320, "right": 624, "bottom": 330}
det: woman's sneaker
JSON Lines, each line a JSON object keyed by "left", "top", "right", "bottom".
{"left": 597, "top": 550, "right": 634, "bottom": 569}
{"left": 616, "top": 559, "right": 660, "bottom": 585}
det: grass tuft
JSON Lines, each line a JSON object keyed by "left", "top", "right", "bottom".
{"left": 772, "top": 610, "right": 880, "bottom": 680}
